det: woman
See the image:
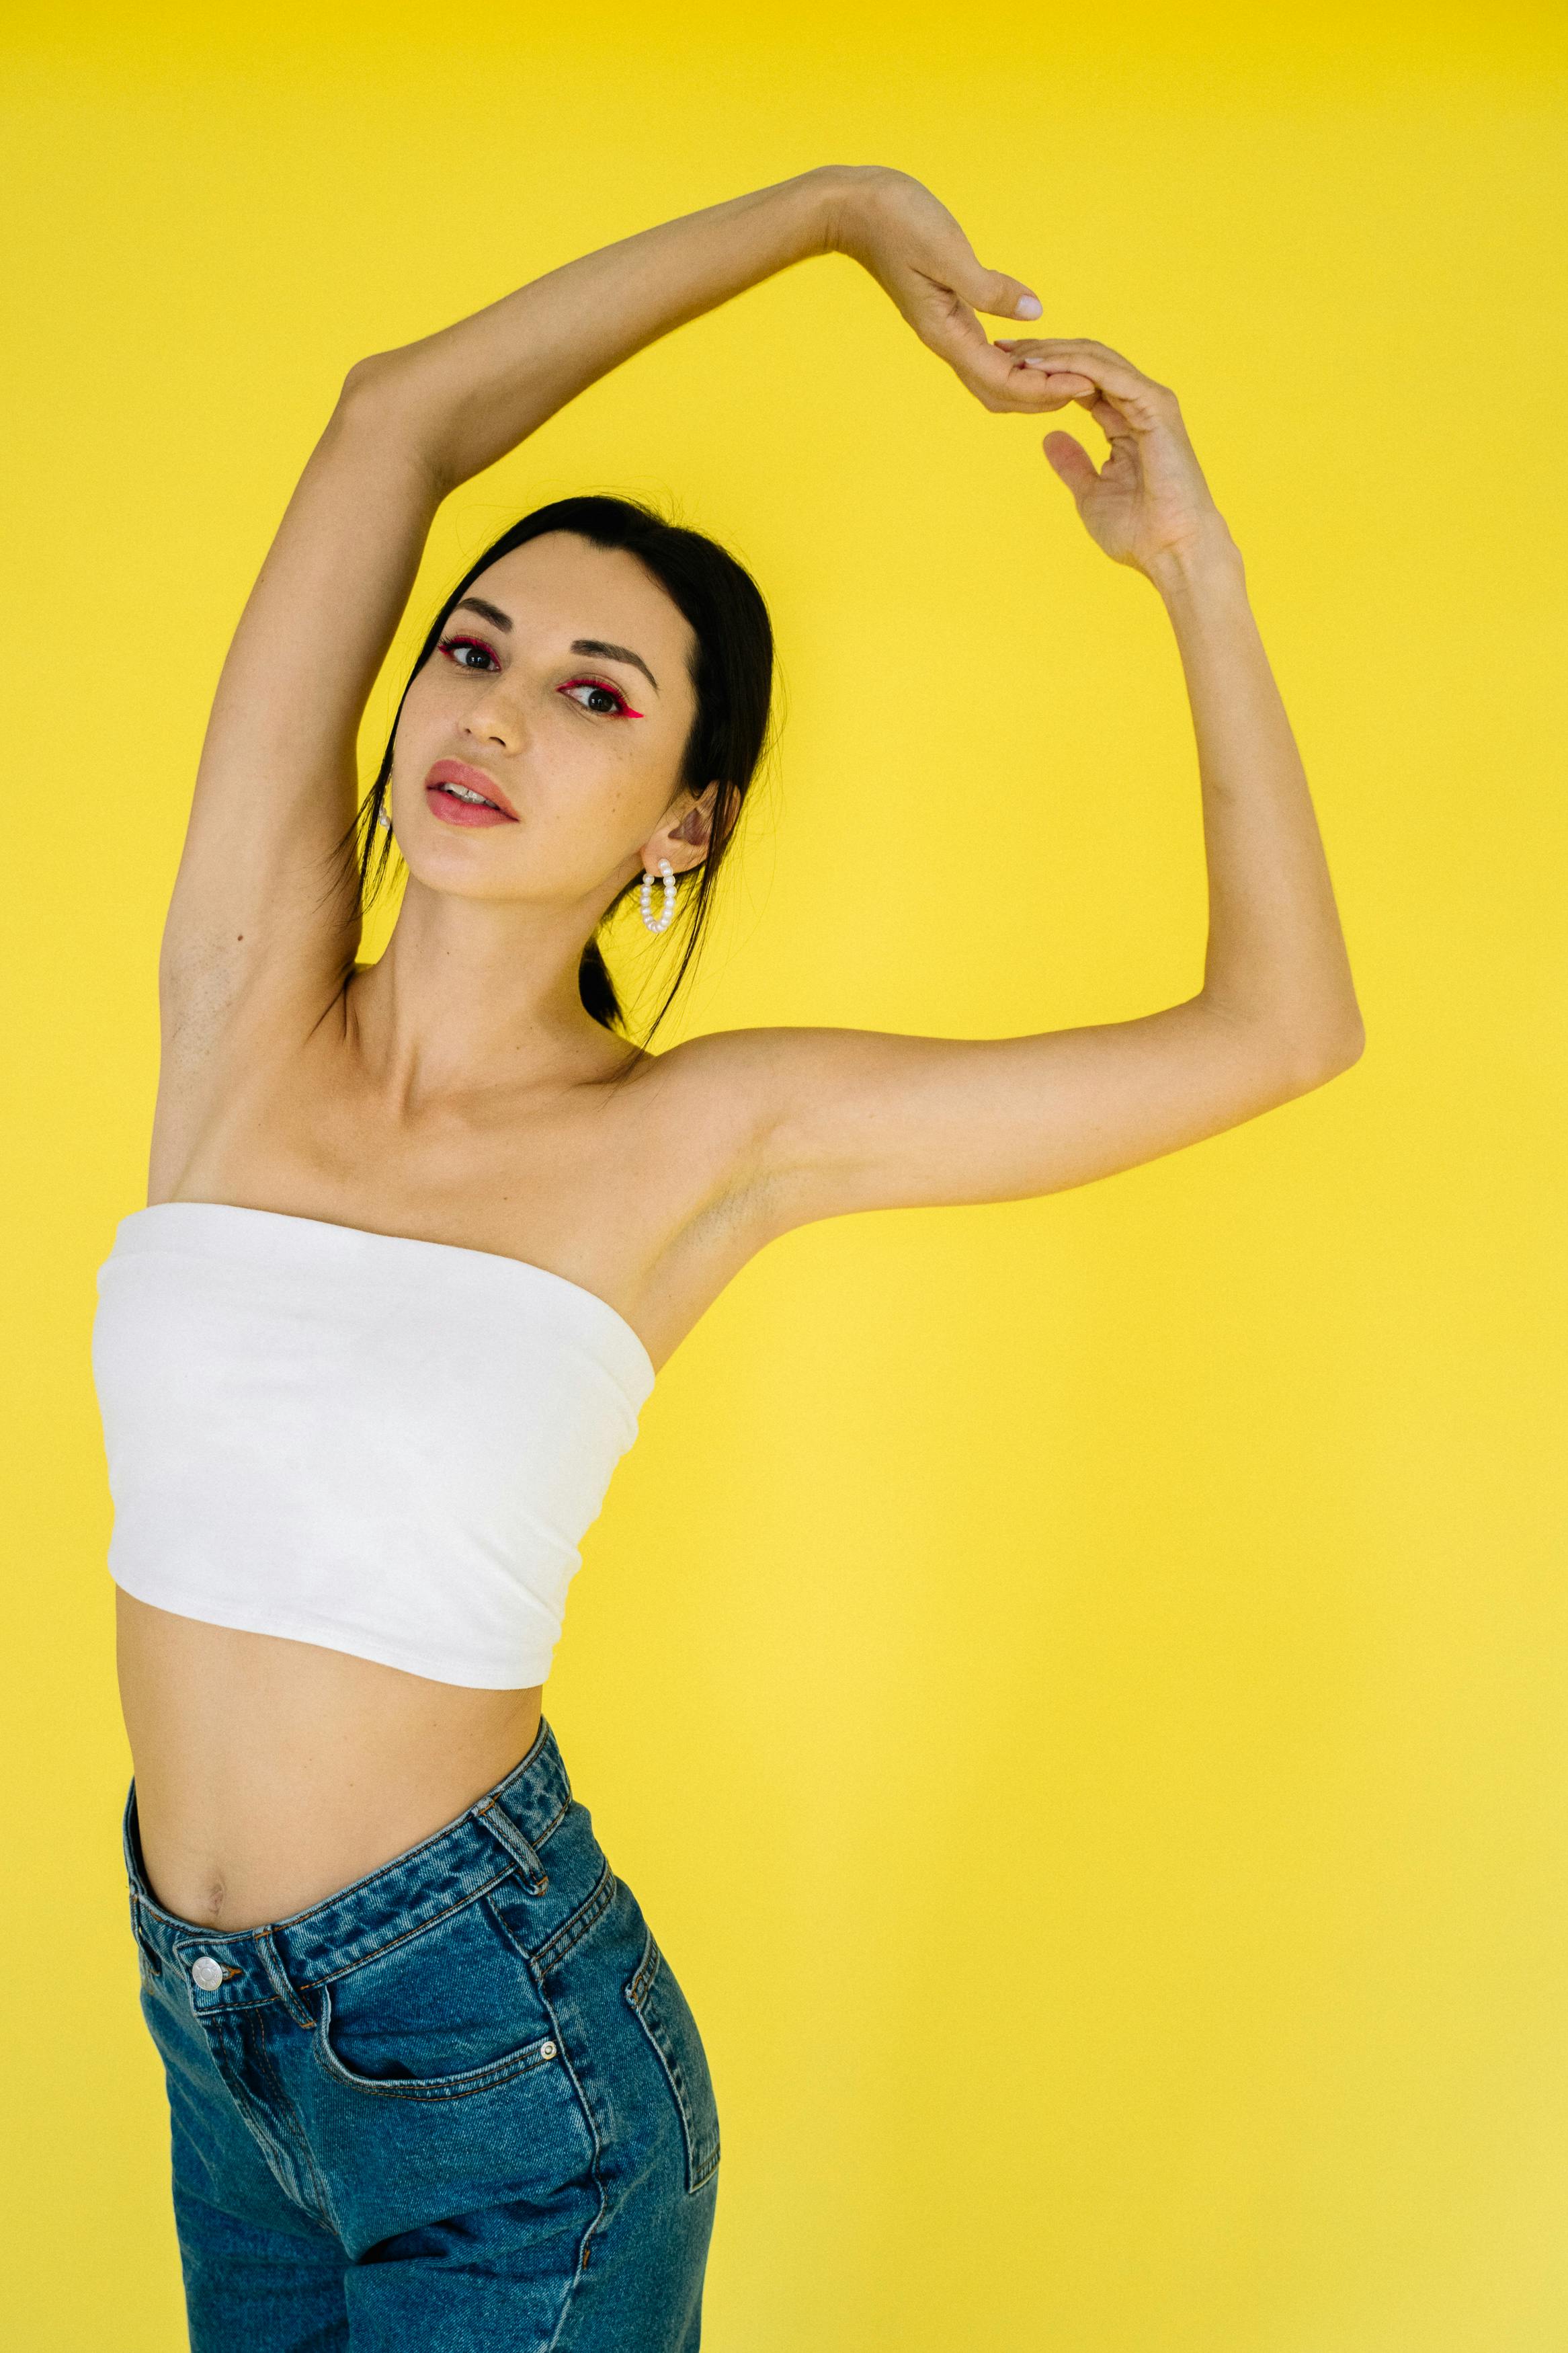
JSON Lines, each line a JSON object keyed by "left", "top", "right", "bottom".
{"left": 93, "top": 164, "right": 1363, "bottom": 2349}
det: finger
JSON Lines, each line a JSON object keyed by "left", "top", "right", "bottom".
{"left": 1042, "top": 432, "right": 1101, "bottom": 499}
{"left": 997, "top": 356, "right": 1098, "bottom": 396}
{"left": 948, "top": 260, "right": 1042, "bottom": 323}
{"left": 924, "top": 254, "right": 1040, "bottom": 324}
{"left": 994, "top": 347, "right": 1117, "bottom": 405}
{"left": 1005, "top": 336, "right": 1147, "bottom": 378}
{"left": 1080, "top": 393, "right": 1135, "bottom": 441}
{"left": 997, "top": 340, "right": 1173, "bottom": 429}
{"left": 918, "top": 305, "right": 1085, "bottom": 410}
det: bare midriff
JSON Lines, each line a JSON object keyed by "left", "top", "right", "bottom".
{"left": 117, "top": 1589, "right": 544, "bottom": 1933}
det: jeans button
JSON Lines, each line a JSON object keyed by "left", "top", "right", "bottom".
{"left": 191, "top": 1955, "right": 224, "bottom": 1991}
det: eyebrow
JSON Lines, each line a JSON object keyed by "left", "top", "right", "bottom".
{"left": 570, "top": 637, "right": 660, "bottom": 694}
{"left": 453, "top": 596, "right": 512, "bottom": 632}
{"left": 450, "top": 600, "right": 661, "bottom": 696}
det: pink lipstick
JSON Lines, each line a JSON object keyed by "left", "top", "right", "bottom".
{"left": 423, "top": 758, "right": 520, "bottom": 828}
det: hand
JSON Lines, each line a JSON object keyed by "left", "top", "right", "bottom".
{"left": 995, "top": 337, "right": 1235, "bottom": 582}
{"left": 823, "top": 167, "right": 1077, "bottom": 414}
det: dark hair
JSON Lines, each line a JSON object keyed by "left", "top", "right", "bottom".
{"left": 348, "top": 495, "right": 774, "bottom": 1043}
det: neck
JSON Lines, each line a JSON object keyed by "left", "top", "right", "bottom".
{"left": 346, "top": 878, "right": 631, "bottom": 1109}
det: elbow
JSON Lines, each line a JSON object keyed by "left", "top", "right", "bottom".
{"left": 1280, "top": 1008, "right": 1366, "bottom": 1097}
{"left": 1317, "top": 994, "right": 1366, "bottom": 1081}
{"left": 1204, "top": 986, "right": 1366, "bottom": 1100}
{"left": 327, "top": 353, "right": 451, "bottom": 489}
{"left": 334, "top": 350, "right": 405, "bottom": 424}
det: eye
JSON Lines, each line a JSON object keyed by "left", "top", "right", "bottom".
{"left": 559, "top": 676, "right": 642, "bottom": 719}
{"left": 438, "top": 633, "right": 501, "bottom": 672}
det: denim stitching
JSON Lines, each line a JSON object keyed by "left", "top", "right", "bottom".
{"left": 307, "top": 1871, "right": 515, "bottom": 1987}
{"left": 128, "top": 1765, "right": 571, "bottom": 1996}
{"left": 530, "top": 1866, "right": 617, "bottom": 1977}
{"left": 273, "top": 1801, "right": 557, "bottom": 1918}
{"left": 486, "top": 1872, "right": 614, "bottom": 2334}
{"left": 134, "top": 1744, "right": 566, "bottom": 1948}
{"left": 205, "top": 2011, "right": 331, "bottom": 2230}
{"left": 472, "top": 1803, "right": 548, "bottom": 1887}
{"left": 176, "top": 1826, "right": 570, "bottom": 1992}
{"left": 255, "top": 1927, "right": 315, "bottom": 2029}
{"left": 626, "top": 1931, "right": 659, "bottom": 2011}
{"left": 245, "top": 2010, "right": 342, "bottom": 2231}
{"left": 534, "top": 1979, "right": 607, "bottom": 2351}
{"left": 128, "top": 1890, "right": 163, "bottom": 1977}
{"left": 624, "top": 1933, "right": 720, "bottom": 2196}
{"left": 165, "top": 1872, "right": 514, "bottom": 2014}
{"left": 475, "top": 1789, "right": 571, "bottom": 1851}
{"left": 173, "top": 1862, "right": 539, "bottom": 2018}
{"left": 311, "top": 1980, "right": 562, "bottom": 2103}
{"left": 181, "top": 1992, "right": 280, "bottom": 2016}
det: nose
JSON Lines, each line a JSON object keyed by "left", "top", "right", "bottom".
{"left": 458, "top": 677, "right": 526, "bottom": 754}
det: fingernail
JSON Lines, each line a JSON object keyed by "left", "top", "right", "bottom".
{"left": 1014, "top": 293, "right": 1042, "bottom": 320}
{"left": 1021, "top": 356, "right": 1050, "bottom": 370}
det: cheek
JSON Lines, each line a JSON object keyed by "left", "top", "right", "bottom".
{"left": 389, "top": 670, "right": 458, "bottom": 770}
{"left": 538, "top": 721, "right": 684, "bottom": 836}
{"left": 387, "top": 676, "right": 683, "bottom": 856}
{"left": 614, "top": 717, "right": 692, "bottom": 809}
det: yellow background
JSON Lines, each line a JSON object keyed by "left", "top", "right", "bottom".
{"left": 5, "top": 3, "right": 1565, "bottom": 2344}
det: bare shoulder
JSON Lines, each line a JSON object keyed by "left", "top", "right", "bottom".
{"left": 631, "top": 1021, "right": 878, "bottom": 1144}
{"left": 604, "top": 1019, "right": 1043, "bottom": 1337}
{"left": 646, "top": 1022, "right": 957, "bottom": 1127}
{"left": 590, "top": 1025, "right": 871, "bottom": 1353}
{"left": 626, "top": 1021, "right": 918, "bottom": 1238}
{"left": 593, "top": 1027, "right": 807, "bottom": 1230}
{"left": 641, "top": 1021, "right": 890, "bottom": 1093}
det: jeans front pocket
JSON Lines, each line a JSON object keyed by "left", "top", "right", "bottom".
{"left": 624, "top": 1926, "right": 720, "bottom": 2193}
{"left": 313, "top": 1886, "right": 562, "bottom": 2102}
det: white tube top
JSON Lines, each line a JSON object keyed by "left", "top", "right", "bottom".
{"left": 90, "top": 1202, "right": 655, "bottom": 1689}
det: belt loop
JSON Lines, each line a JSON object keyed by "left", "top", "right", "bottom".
{"left": 473, "top": 1796, "right": 550, "bottom": 1894}
{"left": 128, "top": 1890, "right": 163, "bottom": 1977}
{"left": 123, "top": 1780, "right": 152, "bottom": 1897}
{"left": 255, "top": 1929, "right": 315, "bottom": 2030}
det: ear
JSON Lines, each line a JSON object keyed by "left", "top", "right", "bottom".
{"left": 639, "top": 783, "right": 720, "bottom": 877}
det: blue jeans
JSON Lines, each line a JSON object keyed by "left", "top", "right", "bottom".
{"left": 124, "top": 1719, "right": 718, "bottom": 2349}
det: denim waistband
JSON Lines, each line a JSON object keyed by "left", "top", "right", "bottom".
{"left": 123, "top": 1716, "right": 573, "bottom": 2022}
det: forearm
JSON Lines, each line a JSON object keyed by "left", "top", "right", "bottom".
{"left": 1153, "top": 531, "right": 1364, "bottom": 1079}
{"left": 347, "top": 168, "right": 844, "bottom": 490}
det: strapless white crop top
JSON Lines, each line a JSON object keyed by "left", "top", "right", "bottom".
{"left": 90, "top": 1202, "right": 655, "bottom": 1689}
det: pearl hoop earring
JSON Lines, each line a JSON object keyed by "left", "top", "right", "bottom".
{"left": 639, "top": 858, "right": 676, "bottom": 934}
{"left": 375, "top": 800, "right": 393, "bottom": 832}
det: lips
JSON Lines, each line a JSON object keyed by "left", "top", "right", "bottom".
{"left": 423, "top": 758, "right": 520, "bottom": 828}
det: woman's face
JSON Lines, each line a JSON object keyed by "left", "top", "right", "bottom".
{"left": 386, "top": 531, "right": 706, "bottom": 911}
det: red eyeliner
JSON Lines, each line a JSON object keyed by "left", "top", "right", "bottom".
{"left": 439, "top": 633, "right": 500, "bottom": 667}
{"left": 561, "top": 676, "right": 643, "bottom": 718}
{"left": 437, "top": 640, "right": 642, "bottom": 717}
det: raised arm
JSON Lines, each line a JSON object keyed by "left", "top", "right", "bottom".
{"left": 157, "top": 167, "right": 1053, "bottom": 1068}
{"left": 718, "top": 335, "right": 1364, "bottom": 1228}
